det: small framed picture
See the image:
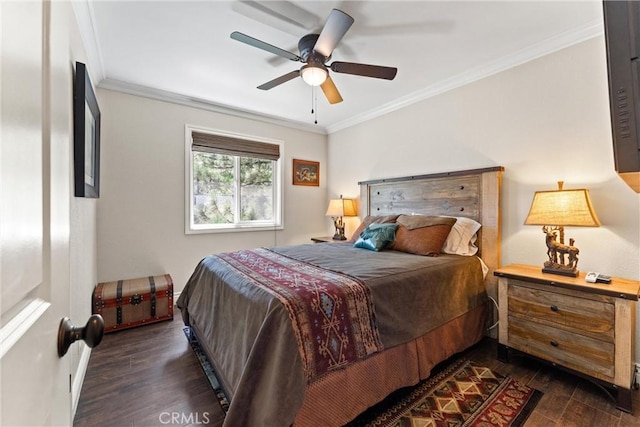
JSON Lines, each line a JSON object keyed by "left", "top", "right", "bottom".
{"left": 73, "top": 62, "right": 101, "bottom": 198}
{"left": 292, "top": 159, "right": 319, "bottom": 186}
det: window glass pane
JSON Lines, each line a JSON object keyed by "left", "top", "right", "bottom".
{"left": 192, "top": 152, "right": 235, "bottom": 224}
{"left": 187, "top": 126, "right": 282, "bottom": 233}
{"left": 240, "top": 157, "right": 274, "bottom": 221}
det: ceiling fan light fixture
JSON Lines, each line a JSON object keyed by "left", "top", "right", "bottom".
{"left": 300, "top": 64, "right": 327, "bottom": 86}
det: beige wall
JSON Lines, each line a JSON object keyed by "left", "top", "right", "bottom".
{"left": 327, "top": 37, "right": 640, "bottom": 357}
{"left": 96, "top": 90, "right": 328, "bottom": 290}
{"left": 51, "top": 1, "right": 99, "bottom": 415}
{"left": 95, "top": 36, "right": 640, "bottom": 360}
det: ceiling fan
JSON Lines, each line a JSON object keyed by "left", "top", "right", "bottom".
{"left": 230, "top": 8, "right": 398, "bottom": 105}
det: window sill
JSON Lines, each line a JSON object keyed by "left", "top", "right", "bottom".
{"left": 185, "top": 224, "right": 284, "bottom": 235}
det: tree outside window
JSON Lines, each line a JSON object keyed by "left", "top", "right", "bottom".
{"left": 186, "top": 126, "right": 282, "bottom": 233}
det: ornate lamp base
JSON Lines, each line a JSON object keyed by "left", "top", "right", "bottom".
{"left": 332, "top": 225, "right": 347, "bottom": 240}
{"left": 540, "top": 226, "right": 580, "bottom": 278}
{"left": 332, "top": 218, "right": 347, "bottom": 240}
{"left": 542, "top": 261, "right": 578, "bottom": 278}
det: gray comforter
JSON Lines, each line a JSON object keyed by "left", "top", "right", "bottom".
{"left": 177, "top": 242, "right": 485, "bottom": 427}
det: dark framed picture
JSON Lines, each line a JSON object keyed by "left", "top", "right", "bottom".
{"left": 292, "top": 159, "right": 320, "bottom": 186}
{"left": 74, "top": 61, "right": 101, "bottom": 198}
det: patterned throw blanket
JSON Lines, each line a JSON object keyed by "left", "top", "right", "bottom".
{"left": 216, "top": 247, "right": 384, "bottom": 381}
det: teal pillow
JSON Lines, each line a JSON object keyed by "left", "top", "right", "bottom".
{"left": 353, "top": 223, "right": 398, "bottom": 251}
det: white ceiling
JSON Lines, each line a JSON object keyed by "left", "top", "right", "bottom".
{"left": 76, "top": 1, "right": 603, "bottom": 134}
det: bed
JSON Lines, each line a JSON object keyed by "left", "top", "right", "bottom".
{"left": 177, "top": 166, "right": 503, "bottom": 427}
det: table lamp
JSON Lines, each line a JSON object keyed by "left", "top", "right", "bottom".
{"left": 524, "top": 181, "right": 601, "bottom": 277}
{"left": 326, "top": 195, "right": 357, "bottom": 240}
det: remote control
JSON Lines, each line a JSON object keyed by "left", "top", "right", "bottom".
{"left": 586, "top": 272, "right": 611, "bottom": 284}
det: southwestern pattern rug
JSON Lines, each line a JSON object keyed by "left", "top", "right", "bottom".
{"left": 348, "top": 358, "right": 542, "bottom": 427}
{"left": 183, "top": 328, "right": 542, "bottom": 426}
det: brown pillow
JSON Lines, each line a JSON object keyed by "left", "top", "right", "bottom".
{"left": 348, "top": 214, "right": 400, "bottom": 242}
{"left": 389, "top": 215, "right": 456, "bottom": 256}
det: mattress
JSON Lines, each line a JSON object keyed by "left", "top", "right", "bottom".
{"left": 177, "top": 242, "right": 486, "bottom": 426}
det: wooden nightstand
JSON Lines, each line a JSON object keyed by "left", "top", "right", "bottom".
{"left": 495, "top": 264, "right": 640, "bottom": 412}
{"left": 310, "top": 236, "right": 341, "bottom": 243}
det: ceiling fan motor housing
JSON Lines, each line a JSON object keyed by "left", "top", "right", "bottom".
{"left": 298, "top": 34, "right": 330, "bottom": 64}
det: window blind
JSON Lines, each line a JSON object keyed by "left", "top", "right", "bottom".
{"left": 192, "top": 131, "right": 280, "bottom": 161}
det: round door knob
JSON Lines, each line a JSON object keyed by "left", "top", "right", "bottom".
{"left": 57, "top": 314, "right": 104, "bottom": 357}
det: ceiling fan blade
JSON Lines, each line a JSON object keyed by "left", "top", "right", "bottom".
{"left": 230, "top": 31, "right": 303, "bottom": 62}
{"left": 330, "top": 61, "right": 397, "bottom": 80}
{"left": 253, "top": 1, "right": 319, "bottom": 29}
{"left": 257, "top": 70, "right": 300, "bottom": 90}
{"left": 313, "top": 9, "right": 354, "bottom": 58}
{"left": 232, "top": 1, "right": 320, "bottom": 36}
{"left": 320, "top": 76, "right": 343, "bottom": 104}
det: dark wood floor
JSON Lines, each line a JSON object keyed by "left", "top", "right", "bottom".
{"left": 73, "top": 318, "right": 225, "bottom": 427}
{"left": 74, "top": 318, "right": 640, "bottom": 427}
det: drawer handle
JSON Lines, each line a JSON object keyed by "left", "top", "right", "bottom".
{"left": 550, "top": 340, "right": 559, "bottom": 347}
{"left": 550, "top": 305, "right": 559, "bottom": 312}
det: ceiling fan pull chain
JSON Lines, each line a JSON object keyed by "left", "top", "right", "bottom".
{"left": 311, "top": 85, "right": 314, "bottom": 114}
{"left": 314, "top": 87, "right": 318, "bottom": 124}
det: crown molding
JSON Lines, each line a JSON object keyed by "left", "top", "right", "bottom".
{"left": 71, "top": 0, "right": 106, "bottom": 82}
{"left": 97, "top": 79, "right": 327, "bottom": 135}
{"left": 75, "top": 0, "right": 603, "bottom": 137}
{"left": 74, "top": 0, "right": 324, "bottom": 134}
{"left": 327, "top": 20, "right": 604, "bottom": 134}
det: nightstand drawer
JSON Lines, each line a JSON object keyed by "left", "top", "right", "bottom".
{"left": 508, "top": 282, "right": 614, "bottom": 342}
{"left": 496, "top": 264, "right": 640, "bottom": 412}
{"left": 508, "top": 316, "right": 615, "bottom": 380}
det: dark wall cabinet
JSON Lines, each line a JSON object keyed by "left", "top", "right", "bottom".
{"left": 603, "top": 0, "right": 640, "bottom": 189}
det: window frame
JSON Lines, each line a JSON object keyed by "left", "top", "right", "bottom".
{"left": 185, "top": 124, "right": 284, "bottom": 234}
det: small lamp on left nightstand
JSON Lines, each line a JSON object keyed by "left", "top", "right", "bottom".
{"left": 525, "top": 181, "right": 601, "bottom": 277}
{"left": 326, "top": 195, "right": 357, "bottom": 241}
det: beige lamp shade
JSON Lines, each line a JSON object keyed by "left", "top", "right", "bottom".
{"left": 326, "top": 198, "right": 357, "bottom": 217}
{"left": 524, "top": 182, "right": 601, "bottom": 227}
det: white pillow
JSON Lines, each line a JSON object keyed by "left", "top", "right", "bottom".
{"left": 441, "top": 216, "right": 481, "bottom": 256}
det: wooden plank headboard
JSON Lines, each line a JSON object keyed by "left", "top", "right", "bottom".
{"left": 358, "top": 166, "right": 504, "bottom": 292}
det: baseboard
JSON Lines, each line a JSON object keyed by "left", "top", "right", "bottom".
{"left": 71, "top": 344, "right": 92, "bottom": 418}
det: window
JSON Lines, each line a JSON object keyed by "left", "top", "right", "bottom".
{"left": 185, "top": 125, "right": 283, "bottom": 233}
